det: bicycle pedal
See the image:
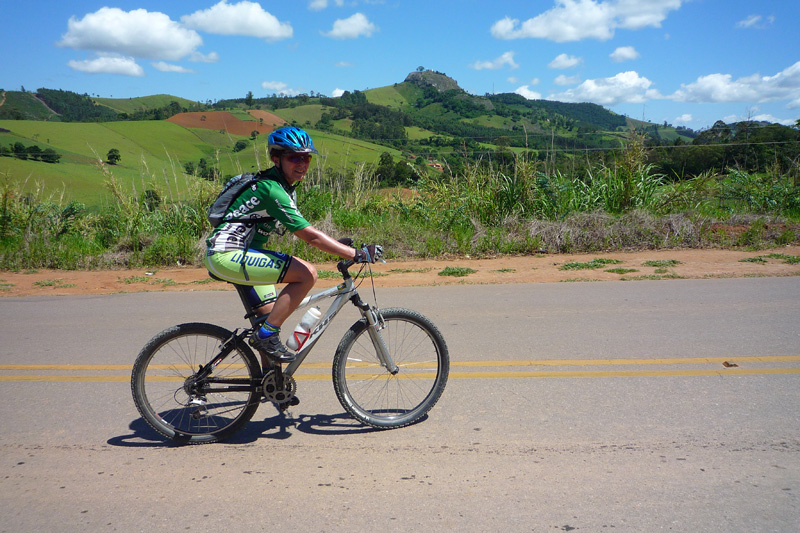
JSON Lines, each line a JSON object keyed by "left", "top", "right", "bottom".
{"left": 277, "top": 396, "right": 300, "bottom": 412}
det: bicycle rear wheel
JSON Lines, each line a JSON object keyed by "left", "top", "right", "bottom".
{"left": 131, "top": 323, "right": 261, "bottom": 444}
{"left": 332, "top": 308, "right": 449, "bottom": 429}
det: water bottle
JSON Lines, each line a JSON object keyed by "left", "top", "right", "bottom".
{"left": 286, "top": 307, "right": 322, "bottom": 351}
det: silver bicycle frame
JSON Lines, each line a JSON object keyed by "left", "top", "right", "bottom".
{"left": 282, "top": 277, "right": 398, "bottom": 376}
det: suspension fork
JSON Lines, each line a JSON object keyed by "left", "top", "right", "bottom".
{"left": 352, "top": 294, "right": 399, "bottom": 375}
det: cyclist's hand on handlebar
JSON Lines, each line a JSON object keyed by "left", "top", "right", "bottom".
{"left": 353, "top": 244, "right": 383, "bottom": 264}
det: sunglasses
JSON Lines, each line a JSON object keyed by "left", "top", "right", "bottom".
{"left": 284, "top": 154, "right": 312, "bottom": 164}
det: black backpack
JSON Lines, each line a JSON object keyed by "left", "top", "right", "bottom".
{"left": 207, "top": 172, "right": 274, "bottom": 227}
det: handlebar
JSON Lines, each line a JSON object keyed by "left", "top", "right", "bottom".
{"left": 336, "top": 243, "right": 384, "bottom": 279}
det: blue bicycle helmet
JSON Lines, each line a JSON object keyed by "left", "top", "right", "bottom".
{"left": 268, "top": 126, "right": 318, "bottom": 154}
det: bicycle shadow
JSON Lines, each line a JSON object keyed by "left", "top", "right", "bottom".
{"left": 107, "top": 407, "right": 413, "bottom": 447}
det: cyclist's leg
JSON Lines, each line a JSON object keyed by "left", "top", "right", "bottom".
{"left": 263, "top": 256, "right": 317, "bottom": 328}
{"left": 205, "top": 250, "right": 316, "bottom": 359}
{"left": 245, "top": 285, "right": 277, "bottom": 318}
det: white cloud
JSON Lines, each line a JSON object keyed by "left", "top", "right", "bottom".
{"left": 515, "top": 85, "right": 542, "bottom": 100}
{"left": 323, "top": 13, "right": 378, "bottom": 39}
{"left": 67, "top": 54, "right": 144, "bottom": 76}
{"left": 723, "top": 112, "right": 795, "bottom": 126}
{"left": 674, "top": 113, "right": 693, "bottom": 124}
{"left": 736, "top": 14, "right": 775, "bottom": 30}
{"left": 152, "top": 62, "right": 195, "bottom": 73}
{"left": 309, "top": 0, "right": 344, "bottom": 9}
{"left": 190, "top": 51, "right": 220, "bottom": 63}
{"left": 262, "top": 81, "right": 299, "bottom": 96}
{"left": 751, "top": 114, "right": 795, "bottom": 126}
{"left": 491, "top": 0, "right": 683, "bottom": 42}
{"left": 58, "top": 7, "right": 202, "bottom": 61}
{"left": 182, "top": 1, "right": 292, "bottom": 41}
{"left": 470, "top": 51, "right": 519, "bottom": 70}
{"left": 670, "top": 61, "right": 800, "bottom": 107}
{"left": 548, "top": 71, "right": 662, "bottom": 105}
{"left": 548, "top": 53, "right": 582, "bottom": 69}
{"left": 336, "top": 61, "right": 354, "bottom": 67}
{"left": 332, "top": 88, "right": 346, "bottom": 97}
{"left": 610, "top": 46, "right": 640, "bottom": 62}
{"left": 554, "top": 74, "right": 581, "bottom": 86}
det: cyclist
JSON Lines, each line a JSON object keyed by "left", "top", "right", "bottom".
{"left": 204, "top": 126, "right": 380, "bottom": 365}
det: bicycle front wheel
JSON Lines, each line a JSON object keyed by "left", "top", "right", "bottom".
{"left": 332, "top": 308, "right": 449, "bottom": 429}
{"left": 131, "top": 323, "right": 261, "bottom": 444}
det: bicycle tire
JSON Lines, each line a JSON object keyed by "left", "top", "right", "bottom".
{"left": 131, "top": 323, "right": 261, "bottom": 444}
{"left": 332, "top": 308, "right": 449, "bottom": 429}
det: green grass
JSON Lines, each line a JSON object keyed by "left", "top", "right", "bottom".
{"left": 365, "top": 86, "right": 409, "bottom": 109}
{"left": 120, "top": 275, "right": 150, "bottom": 284}
{"left": 93, "top": 94, "right": 201, "bottom": 115}
{"left": 0, "top": 119, "right": 402, "bottom": 208}
{"left": 740, "top": 254, "right": 800, "bottom": 265}
{"left": 642, "top": 259, "right": 682, "bottom": 268}
{"left": 605, "top": 268, "right": 639, "bottom": 274}
{"left": 271, "top": 105, "right": 330, "bottom": 126}
{"left": 559, "top": 258, "right": 623, "bottom": 270}
{"left": 1, "top": 91, "right": 60, "bottom": 121}
{"left": 405, "top": 126, "right": 437, "bottom": 141}
{"left": 438, "top": 266, "right": 476, "bottom": 277}
{"left": 32, "top": 278, "right": 76, "bottom": 288}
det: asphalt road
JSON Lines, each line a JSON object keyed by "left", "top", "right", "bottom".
{"left": 1, "top": 277, "right": 799, "bottom": 532}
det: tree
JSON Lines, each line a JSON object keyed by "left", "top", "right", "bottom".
{"left": 26, "top": 145, "right": 42, "bottom": 161}
{"left": 41, "top": 148, "right": 61, "bottom": 164}
{"left": 13, "top": 142, "right": 27, "bottom": 160}
{"left": 376, "top": 152, "right": 396, "bottom": 184}
{"left": 233, "top": 140, "right": 248, "bottom": 152}
{"left": 245, "top": 91, "right": 254, "bottom": 108}
{"left": 107, "top": 148, "right": 121, "bottom": 165}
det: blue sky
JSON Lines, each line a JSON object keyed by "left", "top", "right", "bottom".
{"left": 2, "top": 0, "right": 799, "bottom": 130}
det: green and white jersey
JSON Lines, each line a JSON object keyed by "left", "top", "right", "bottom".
{"left": 206, "top": 167, "right": 310, "bottom": 253}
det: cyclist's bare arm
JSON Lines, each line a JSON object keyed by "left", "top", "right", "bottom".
{"left": 293, "top": 226, "right": 356, "bottom": 261}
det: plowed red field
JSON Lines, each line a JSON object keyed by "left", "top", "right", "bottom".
{"left": 167, "top": 110, "right": 287, "bottom": 136}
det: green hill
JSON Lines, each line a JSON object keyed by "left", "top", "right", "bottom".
{"left": 0, "top": 91, "right": 60, "bottom": 121}
{"left": 93, "top": 94, "right": 202, "bottom": 115}
{"left": 0, "top": 118, "right": 401, "bottom": 208}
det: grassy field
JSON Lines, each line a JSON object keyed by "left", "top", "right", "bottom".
{"left": 0, "top": 91, "right": 60, "bottom": 121}
{"left": 0, "top": 119, "right": 401, "bottom": 208}
{"left": 365, "top": 85, "right": 409, "bottom": 109}
{"left": 93, "top": 94, "right": 201, "bottom": 114}
{"left": 271, "top": 104, "right": 331, "bottom": 127}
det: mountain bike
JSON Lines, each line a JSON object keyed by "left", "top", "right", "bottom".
{"left": 131, "top": 252, "right": 449, "bottom": 444}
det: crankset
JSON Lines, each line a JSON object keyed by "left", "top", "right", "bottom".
{"left": 261, "top": 370, "right": 297, "bottom": 407}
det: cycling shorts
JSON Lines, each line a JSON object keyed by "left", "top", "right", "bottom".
{"left": 204, "top": 249, "right": 293, "bottom": 307}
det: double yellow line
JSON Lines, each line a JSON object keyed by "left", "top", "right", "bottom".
{"left": 1, "top": 356, "right": 799, "bottom": 382}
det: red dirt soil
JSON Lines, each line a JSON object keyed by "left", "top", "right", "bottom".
{"left": 166, "top": 110, "right": 288, "bottom": 137}
{"left": 2, "top": 247, "right": 799, "bottom": 298}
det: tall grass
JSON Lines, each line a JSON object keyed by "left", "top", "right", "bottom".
{"left": 1, "top": 133, "right": 798, "bottom": 270}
